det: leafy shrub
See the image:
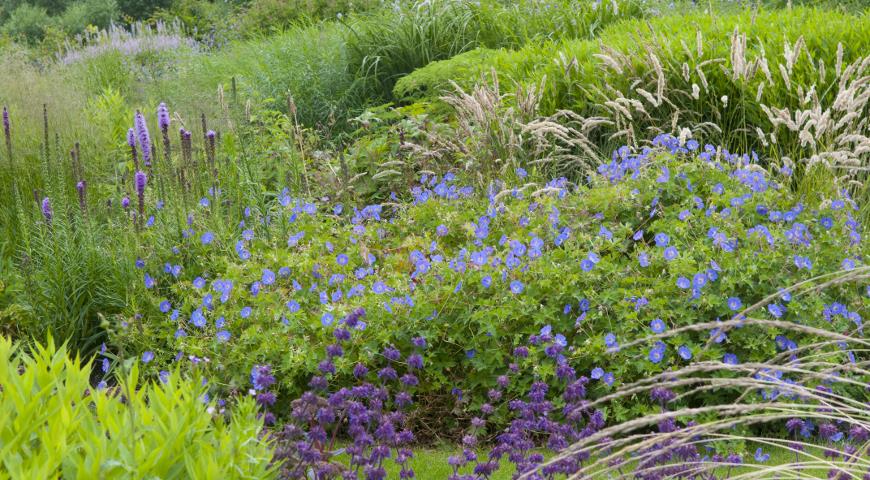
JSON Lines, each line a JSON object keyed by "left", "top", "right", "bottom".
{"left": 58, "top": 0, "right": 120, "bottom": 34}
{"left": 0, "top": 335, "right": 276, "bottom": 478}
{"left": 236, "top": 0, "right": 381, "bottom": 37}
{"left": 110, "top": 127, "right": 866, "bottom": 431}
{"left": 2, "top": 4, "right": 54, "bottom": 42}
{"left": 116, "top": 0, "right": 171, "bottom": 19}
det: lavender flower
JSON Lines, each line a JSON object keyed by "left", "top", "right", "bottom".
{"left": 157, "top": 103, "right": 170, "bottom": 131}
{"left": 135, "top": 170, "right": 147, "bottom": 219}
{"left": 76, "top": 181, "right": 86, "bottom": 212}
{"left": 127, "top": 127, "right": 139, "bottom": 170}
{"left": 41, "top": 197, "right": 52, "bottom": 223}
{"left": 134, "top": 111, "right": 152, "bottom": 167}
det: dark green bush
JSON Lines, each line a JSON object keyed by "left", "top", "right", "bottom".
{"left": 2, "top": 4, "right": 54, "bottom": 42}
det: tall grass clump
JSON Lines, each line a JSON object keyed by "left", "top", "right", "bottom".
{"left": 395, "top": 7, "right": 870, "bottom": 211}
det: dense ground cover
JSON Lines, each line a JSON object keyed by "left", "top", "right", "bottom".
{"left": 0, "top": 0, "right": 868, "bottom": 479}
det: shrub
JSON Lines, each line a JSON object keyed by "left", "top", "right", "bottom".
{"left": 236, "top": 0, "right": 381, "bottom": 37}
{"left": 111, "top": 127, "right": 866, "bottom": 432}
{"left": 0, "top": 335, "right": 276, "bottom": 479}
{"left": 116, "top": 0, "right": 171, "bottom": 19}
{"left": 58, "top": 0, "right": 120, "bottom": 34}
{"left": 2, "top": 4, "right": 54, "bottom": 42}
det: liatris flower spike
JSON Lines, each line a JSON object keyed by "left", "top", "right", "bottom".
{"left": 135, "top": 170, "right": 147, "bottom": 219}
{"left": 41, "top": 197, "right": 52, "bottom": 224}
{"left": 134, "top": 111, "right": 152, "bottom": 167}
{"left": 157, "top": 103, "right": 170, "bottom": 132}
{"left": 127, "top": 127, "right": 139, "bottom": 171}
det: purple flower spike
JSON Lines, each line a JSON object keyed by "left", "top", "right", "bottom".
{"left": 135, "top": 170, "right": 147, "bottom": 219}
{"left": 157, "top": 103, "right": 170, "bottom": 131}
{"left": 135, "top": 170, "right": 147, "bottom": 195}
{"left": 134, "top": 111, "right": 152, "bottom": 167}
{"left": 41, "top": 197, "right": 52, "bottom": 223}
{"left": 76, "top": 181, "right": 86, "bottom": 212}
{"left": 126, "top": 127, "right": 136, "bottom": 147}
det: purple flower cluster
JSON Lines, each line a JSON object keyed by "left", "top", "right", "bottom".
{"left": 268, "top": 308, "right": 420, "bottom": 480}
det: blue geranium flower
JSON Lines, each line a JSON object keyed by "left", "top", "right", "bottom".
{"left": 678, "top": 345, "right": 692, "bottom": 360}
{"left": 650, "top": 318, "right": 667, "bottom": 334}
{"left": 727, "top": 297, "right": 743, "bottom": 311}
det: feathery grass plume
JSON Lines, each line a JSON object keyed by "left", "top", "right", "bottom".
{"left": 127, "top": 128, "right": 139, "bottom": 171}
{"left": 41, "top": 197, "right": 52, "bottom": 224}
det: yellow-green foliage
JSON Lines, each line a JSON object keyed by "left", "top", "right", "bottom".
{"left": 0, "top": 336, "right": 276, "bottom": 479}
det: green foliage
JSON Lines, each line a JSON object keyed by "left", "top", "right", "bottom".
{"left": 2, "top": 4, "right": 54, "bottom": 42}
{"left": 236, "top": 0, "right": 380, "bottom": 37}
{"left": 113, "top": 151, "right": 866, "bottom": 427}
{"left": 58, "top": 0, "right": 119, "bottom": 33}
{"left": 116, "top": 0, "right": 171, "bottom": 19}
{"left": 0, "top": 335, "right": 276, "bottom": 479}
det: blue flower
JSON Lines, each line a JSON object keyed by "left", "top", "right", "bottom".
{"left": 142, "top": 351, "right": 155, "bottom": 363}
{"left": 602, "top": 372, "right": 615, "bottom": 386}
{"left": 727, "top": 297, "right": 743, "bottom": 311}
{"left": 261, "top": 269, "right": 276, "bottom": 285}
{"left": 768, "top": 303, "right": 785, "bottom": 318}
{"left": 678, "top": 345, "right": 692, "bottom": 360}
{"left": 591, "top": 367, "right": 604, "bottom": 379}
{"left": 191, "top": 308, "right": 206, "bottom": 328}
{"left": 723, "top": 353, "right": 739, "bottom": 365}
{"left": 481, "top": 275, "right": 492, "bottom": 288}
{"left": 654, "top": 232, "right": 670, "bottom": 247}
{"left": 754, "top": 448, "right": 770, "bottom": 463}
{"left": 337, "top": 254, "right": 349, "bottom": 266}
{"left": 663, "top": 246, "right": 679, "bottom": 261}
{"left": 216, "top": 330, "right": 231, "bottom": 342}
{"left": 159, "top": 300, "right": 171, "bottom": 313}
{"left": 638, "top": 252, "right": 650, "bottom": 267}
{"left": 240, "top": 306, "right": 252, "bottom": 318}
{"left": 510, "top": 280, "right": 524, "bottom": 294}
{"left": 604, "top": 333, "right": 619, "bottom": 352}
{"left": 580, "top": 259, "right": 595, "bottom": 272}
{"left": 321, "top": 312, "right": 335, "bottom": 327}
{"left": 648, "top": 347, "right": 664, "bottom": 363}
{"left": 372, "top": 281, "right": 390, "bottom": 294}
{"left": 201, "top": 231, "right": 215, "bottom": 245}
{"left": 676, "top": 276, "right": 691, "bottom": 289}
{"left": 650, "top": 318, "right": 666, "bottom": 334}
